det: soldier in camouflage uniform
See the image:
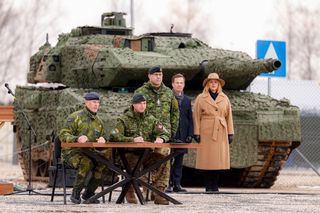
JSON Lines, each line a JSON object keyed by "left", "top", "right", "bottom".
{"left": 109, "top": 93, "right": 171, "bottom": 205}
{"left": 59, "top": 92, "right": 111, "bottom": 204}
{"left": 134, "top": 65, "right": 179, "bottom": 200}
{"left": 134, "top": 65, "right": 179, "bottom": 154}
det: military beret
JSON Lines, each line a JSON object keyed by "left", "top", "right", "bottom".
{"left": 83, "top": 92, "right": 100, "bottom": 100}
{"left": 132, "top": 93, "right": 146, "bottom": 103}
{"left": 148, "top": 65, "right": 162, "bottom": 74}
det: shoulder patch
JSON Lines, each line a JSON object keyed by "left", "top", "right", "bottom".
{"left": 155, "top": 123, "right": 163, "bottom": 131}
{"left": 111, "top": 128, "right": 119, "bottom": 135}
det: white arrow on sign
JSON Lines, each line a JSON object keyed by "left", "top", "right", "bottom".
{"left": 265, "top": 42, "right": 279, "bottom": 75}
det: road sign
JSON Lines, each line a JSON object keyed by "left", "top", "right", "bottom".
{"left": 256, "top": 40, "right": 286, "bottom": 77}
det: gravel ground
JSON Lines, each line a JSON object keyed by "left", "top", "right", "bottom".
{"left": 1, "top": 162, "right": 320, "bottom": 213}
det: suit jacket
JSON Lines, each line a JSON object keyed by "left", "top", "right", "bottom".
{"left": 173, "top": 95, "right": 194, "bottom": 153}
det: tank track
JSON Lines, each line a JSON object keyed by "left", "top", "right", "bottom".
{"left": 236, "top": 140, "right": 293, "bottom": 188}
{"left": 182, "top": 140, "right": 297, "bottom": 188}
{"left": 16, "top": 131, "right": 51, "bottom": 182}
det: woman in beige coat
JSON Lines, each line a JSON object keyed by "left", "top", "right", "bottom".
{"left": 193, "top": 73, "right": 234, "bottom": 193}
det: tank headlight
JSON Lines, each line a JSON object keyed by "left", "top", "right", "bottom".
{"left": 53, "top": 55, "right": 60, "bottom": 62}
{"left": 49, "top": 64, "right": 56, "bottom": 71}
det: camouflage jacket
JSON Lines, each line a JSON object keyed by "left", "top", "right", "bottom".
{"left": 109, "top": 108, "right": 170, "bottom": 143}
{"left": 134, "top": 82, "right": 179, "bottom": 136}
{"left": 59, "top": 107, "right": 106, "bottom": 144}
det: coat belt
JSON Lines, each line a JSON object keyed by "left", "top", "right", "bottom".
{"left": 212, "top": 117, "right": 227, "bottom": 141}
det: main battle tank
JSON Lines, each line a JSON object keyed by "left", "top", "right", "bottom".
{"left": 14, "top": 12, "right": 301, "bottom": 187}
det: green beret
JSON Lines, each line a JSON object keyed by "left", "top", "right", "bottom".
{"left": 148, "top": 65, "right": 162, "bottom": 74}
{"left": 132, "top": 93, "right": 146, "bottom": 103}
{"left": 84, "top": 92, "right": 100, "bottom": 100}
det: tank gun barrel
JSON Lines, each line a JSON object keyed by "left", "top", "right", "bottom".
{"left": 259, "top": 58, "right": 281, "bottom": 72}
{"left": 201, "top": 57, "right": 282, "bottom": 90}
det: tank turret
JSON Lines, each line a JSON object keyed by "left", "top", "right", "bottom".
{"left": 14, "top": 13, "right": 301, "bottom": 188}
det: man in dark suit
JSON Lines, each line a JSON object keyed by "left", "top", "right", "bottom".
{"left": 166, "top": 73, "right": 194, "bottom": 193}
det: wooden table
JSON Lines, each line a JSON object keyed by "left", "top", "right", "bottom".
{"left": 0, "top": 106, "right": 14, "bottom": 128}
{"left": 62, "top": 142, "right": 202, "bottom": 205}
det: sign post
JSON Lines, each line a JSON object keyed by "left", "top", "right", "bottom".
{"left": 256, "top": 40, "right": 286, "bottom": 96}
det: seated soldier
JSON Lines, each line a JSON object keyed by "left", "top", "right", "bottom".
{"left": 109, "top": 93, "right": 171, "bottom": 205}
{"left": 59, "top": 92, "right": 111, "bottom": 204}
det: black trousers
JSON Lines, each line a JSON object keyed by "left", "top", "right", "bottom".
{"left": 204, "top": 170, "right": 220, "bottom": 191}
{"left": 169, "top": 152, "right": 185, "bottom": 186}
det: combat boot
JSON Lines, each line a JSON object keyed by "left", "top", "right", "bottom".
{"left": 143, "top": 186, "right": 156, "bottom": 201}
{"left": 70, "top": 189, "right": 81, "bottom": 204}
{"left": 165, "top": 184, "right": 173, "bottom": 193}
{"left": 81, "top": 177, "right": 101, "bottom": 204}
{"left": 125, "top": 185, "right": 137, "bottom": 204}
{"left": 82, "top": 191, "right": 100, "bottom": 204}
{"left": 154, "top": 194, "right": 169, "bottom": 205}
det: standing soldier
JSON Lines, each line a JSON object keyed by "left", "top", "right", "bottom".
{"left": 166, "top": 73, "right": 194, "bottom": 193}
{"left": 134, "top": 65, "right": 179, "bottom": 197}
{"left": 135, "top": 65, "right": 179, "bottom": 151}
{"left": 109, "top": 93, "right": 171, "bottom": 205}
{"left": 59, "top": 92, "right": 111, "bottom": 204}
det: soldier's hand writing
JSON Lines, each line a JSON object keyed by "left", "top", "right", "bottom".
{"left": 78, "top": 135, "right": 88, "bottom": 143}
{"left": 96, "top": 137, "right": 106, "bottom": 143}
{"left": 154, "top": 137, "right": 164, "bottom": 143}
{"left": 133, "top": 136, "right": 144, "bottom": 143}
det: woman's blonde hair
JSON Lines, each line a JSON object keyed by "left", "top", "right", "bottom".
{"left": 203, "top": 79, "right": 222, "bottom": 93}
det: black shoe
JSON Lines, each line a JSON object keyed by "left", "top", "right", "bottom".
{"left": 82, "top": 192, "right": 100, "bottom": 204}
{"left": 205, "top": 187, "right": 219, "bottom": 194}
{"left": 70, "top": 190, "right": 81, "bottom": 204}
{"left": 165, "top": 186, "right": 173, "bottom": 193}
{"left": 173, "top": 185, "right": 187, "bottom": 193}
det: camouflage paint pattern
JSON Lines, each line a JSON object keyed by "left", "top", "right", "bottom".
{"left": 134, "top": 82, "right": 179, "bottom": 136}
{"left": 59, "top": 107, "right": 106, "bottom": 143}
{"left": 109, "top": 107, "right": 170, "bottom": 189}
{"left": 58, "top": 106, "right": 111, "bottom": 192}
{"left": 14, "top": 86, "right": 301, "bottom": 171}
{"left": 109, "top": 108, "right": 170, "bottom": 143}
{"left": 125, "top": 152, "right": 170, "bottom": 190}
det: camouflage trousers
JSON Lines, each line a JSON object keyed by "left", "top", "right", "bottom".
{"left": 62, "top": 148, "right": 112, "bottom": 192}
{"left": 125, "top": 152, "right": 170, "bottom": 189}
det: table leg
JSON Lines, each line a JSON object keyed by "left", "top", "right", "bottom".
{"left": 83, "top": 178, "right": 130, "bottom": 204}
{"left": 135, "top": 151, "right": 183, "bottom": 204}
{"left": 117, "top": 149, "right": 149, "bottom": 204}
{"left": 137, "top": 179, "right": 182, "bottom": 204}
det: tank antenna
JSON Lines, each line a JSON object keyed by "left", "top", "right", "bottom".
{"left": 170, "top": 24, "right": 174, "bottom": 33}
{"left": 44, "top": 33, "right": 51, "bottom": 46}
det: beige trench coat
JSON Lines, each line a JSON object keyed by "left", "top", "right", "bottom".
{"left": 193, "top": 91, "right": 234, "bottom": 170}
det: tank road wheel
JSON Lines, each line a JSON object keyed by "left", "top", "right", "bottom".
{"left": 236, "top": 141, "right": 293, "bottom": 188}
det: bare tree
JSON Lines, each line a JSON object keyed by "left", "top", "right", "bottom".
{"left": 0, "top": 0, "right": 60, "bottom": 104}
{"left": 0, "top": 1, "right": 20, "bottom": 86}
{"left": 276, "top": 1, "right": 320, "bottom": 80}
{"left": 297, "top": 7, "right": 320, "bottom": 80}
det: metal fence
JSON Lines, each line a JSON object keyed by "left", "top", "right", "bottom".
{"left": 285, "top": 112, "right": 320, "bottom": 170}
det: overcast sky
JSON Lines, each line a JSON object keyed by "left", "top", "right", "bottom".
{"left": 11, "top": 0, "right": 317, "bottom": 58}
{"left": 37, "top": 0, "right": 315, "bottom": 59}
